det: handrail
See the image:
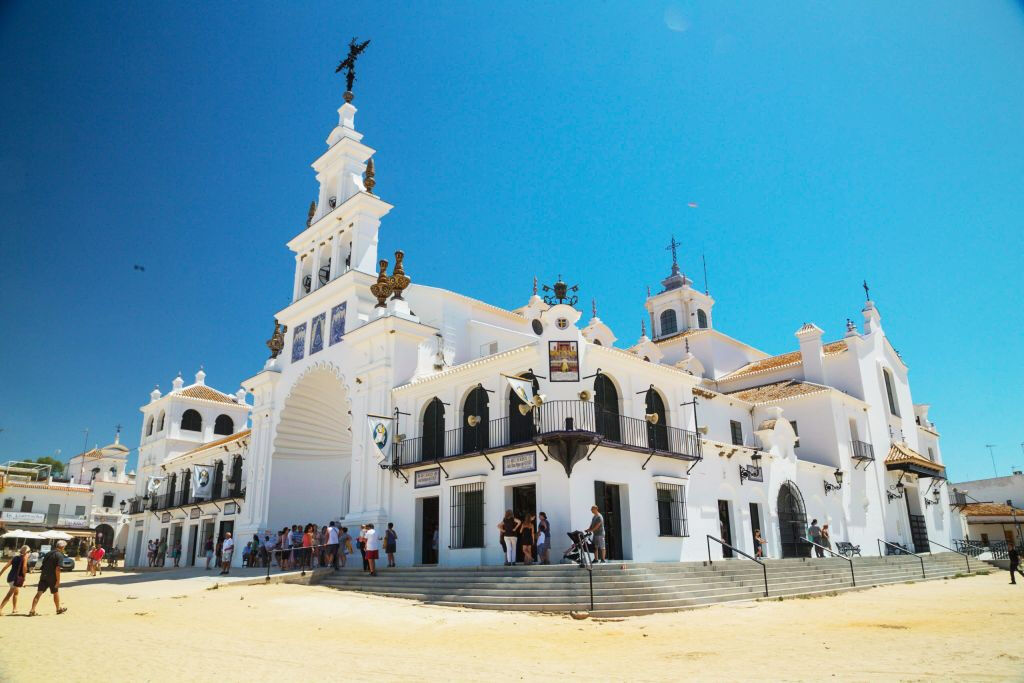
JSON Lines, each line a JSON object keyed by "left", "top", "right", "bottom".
{"left": 877, "top": 539, "right": 925, "bottom": 579}
{"left": 706, "top": 535, "right": 768, "bottom": 597}
{"left": 805, "top": 539, "right": 856, "bottom": 587}
{"left": 926, "top": 538, "right": 970, "bottom": 573}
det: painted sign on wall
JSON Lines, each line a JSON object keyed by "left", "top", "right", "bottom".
{"left": 503, "top": 451, "right": 537, "bottom": 476}
{"left": 414, "top": 468, "right": 441, "bottom": 489}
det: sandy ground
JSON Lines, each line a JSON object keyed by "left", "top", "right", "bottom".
{"left": 0, "top": 562, "right": 1021, "bottom": 682}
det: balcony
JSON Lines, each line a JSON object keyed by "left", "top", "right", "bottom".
{"left": 392, "top": 400, "right": 701, "bottom": 469}
{"left": 131, "top": 480, "right": 244, "bottom": 514}
{"left": 851, "top": 439, "right": 875, "bottom": 462}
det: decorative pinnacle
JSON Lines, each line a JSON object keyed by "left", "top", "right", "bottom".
{"left": 370, "top": 259, "right": 392, "bottom": 308}
{"left": 532, "top": 276, "right": 538, "bottom": 296}
{"left": 389, "top": 250, "right": 410, "bottom": 300}
{"left": 641, "top": 319, "right": 647, "bottom": 338}
{"left": 364, "top": 158, "right": 376, "bottom": 194}
{"left": 591, "top": 298, "right": 597, "bottom": 318}
{"left": 306, "top": 201, "right": 316, "bottom": 227}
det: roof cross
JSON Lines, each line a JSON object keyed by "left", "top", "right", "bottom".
{"left": 862, "top": 279, "right": 870, "bottom": 301}
{"left": 666, "top": 235, "right": 682, "bottom": 267}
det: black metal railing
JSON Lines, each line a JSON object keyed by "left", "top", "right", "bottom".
{"left": 927, "top": 538, "right": 971, "bottom": 573}
{"left": 142, "top": 482, "right": 246, "bottom": 512}
{"left": 851, "top": 439, "right": 875, "bottom": 460}
{"left": 805, "top": 539, "right": 856, "bottom": 587}
{"left": 393, "top": 400, "right": 701, "bottom": 467}
{"left": 706, "top": 535, "right": 768, "bottom": 597}
{"left": 949, "top": 490, "right": 968, "bottom": 506}
{"left": 955, "top": 539, "right": 1024, "bottom": 560}
{"left": 878, "top": 539, "right": 925, "bottom": 578}
{"left": 953, "top": 539, "right": 986, "bottom": 557}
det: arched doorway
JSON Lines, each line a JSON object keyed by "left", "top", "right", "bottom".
{"left": 271, "top": 366, "right": 353, "bottom": 528}
{"left": 645, "top": 387, "right": 668, "bottom": 451}
{"left": 594, "top": 373, "right": 620, "bottom": 441}
{"left": 777, "top": 481, "right": 809, "bottom": 558}
{"left": 508, "top": 371, "right": 538, "bottom": 444}
{"left": 462, "top": 385, "right": 489, "bottom": 453}
{"left": 423, "top": 398, "right": 446, "bottom": 460}
{"left": 95, "top": 523, "right": 114, "bottom": 550}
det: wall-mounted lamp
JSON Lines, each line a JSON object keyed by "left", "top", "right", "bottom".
{"left": 739, "top": 450, "right": 763, "bottom": 485}
{"left": 886, "top": 479, "right": 905, "bottom": 502}
{"left": 824, "top": 469, "right": 844, "bottom": 495}
{"left": 924, "top": 489, "right": 941, "bottom": 507}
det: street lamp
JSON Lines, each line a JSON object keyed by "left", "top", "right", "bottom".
{"left": 824, "top": 469, "right": 844, "bottom": 495}
{"left": 739, "top": 450, "right": 763, "bottom": 485}
{"left": 119, "top": 500, "right": 127, "bottom": 513}
{"left": 924, "top": 489, "right": 941, "bottom": 507}
{"left": 887, "top": 480, "right": 905, "bottom": 502}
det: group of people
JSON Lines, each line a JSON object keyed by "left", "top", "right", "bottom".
{"left": 0, "top": 541, "right": 69, "bottom": 616}
{"left": 498, "top": 510, "right": 556, "bottom": 565}
{"left": 145, "top": 538, "right": 183, "bottom": 567}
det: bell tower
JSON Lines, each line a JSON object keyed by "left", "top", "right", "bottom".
{"left": 644, "top": 236, "right": 715, "bottom": 339}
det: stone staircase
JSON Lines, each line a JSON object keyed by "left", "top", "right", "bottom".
{"left": 317, "top": 552, "right": 980, "bottom": 618}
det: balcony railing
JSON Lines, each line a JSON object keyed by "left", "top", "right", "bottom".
{"left": 393, "top": 400, "right": 701, "bottom": 467}
{"left": 133, "top": 480, "right": 245, "bottom": 513}
{"left": 851, "top": 440, "right": 875, "bottom": 461}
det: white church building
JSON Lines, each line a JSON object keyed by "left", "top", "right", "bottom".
{"left": 124, "top": 85, "right": 955, "bottom": 568}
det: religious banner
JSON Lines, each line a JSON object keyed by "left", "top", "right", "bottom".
{"left": 414, "top": 467, "right": 441, "bottom": 489}
{"left": 191, "top": 464, "right": 214, "bottom": 499}
{"left": 548, "top": 341, "right": 579, "bottom": 382}
{"left": 310, "top": 313, "right": 325, "bottom": 355}
{"left": 503, "top": 373, "right": 536, "bottom": 408}
{"left": 366, "top": 414, "right": 394, "bottom": 464}
{"left": 502, "top": 451, "right": 537, "bottom": 476}
{"left": 291, "top": 323, "right": 307, "bottom": 362}
{"left": 330, "top": 302, "right": 347, "bottom": 345}
{"left": 146, "top": 475, "right": 166, "bottom": 496}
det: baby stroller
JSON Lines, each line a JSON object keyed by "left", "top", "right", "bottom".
{"left": 562, "top": 530, "right": 594, "bottom": 569}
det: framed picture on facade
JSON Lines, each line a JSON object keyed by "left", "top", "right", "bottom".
{"left": 291, "top": 323, "right": 307, "bottom": 362}
{"left": 310, "top": 313, "right": 325, "bottom": 355}
{"left": 548, "top": 340, "right": 579, "bottom": 382}
{"left": 330, "top": 302, "right": 347, "bottom": 345}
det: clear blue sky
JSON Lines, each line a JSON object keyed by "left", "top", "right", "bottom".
{"left": 1, "top": 2, "right": 1021, "bottom": 481}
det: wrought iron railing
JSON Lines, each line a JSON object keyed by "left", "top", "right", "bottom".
{"left": 955, "top": 539, "right": 1024, "bottom": 560}
{"left": 392, "top": 400, "right": 701, "bottom": 467}
{"left": 851, "top": 439, "right": 875, "bottom": 460}
{"left": 878, "top": 539, "right": 925, "bottom": 578}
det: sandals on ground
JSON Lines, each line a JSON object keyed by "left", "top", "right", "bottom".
{"left": 56, "top": 607, "right": 67, "bottom": 614}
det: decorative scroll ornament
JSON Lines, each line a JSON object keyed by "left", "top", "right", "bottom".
{"left": 266, "top": 319, "right": 288, "bottom": 359}
{"left": 370, "top": 259, "right": 393, "bottom": 308}
{"left": 389, "top": 250, "right": 410, "bottom": 300}
{"left": 306, "top": 201, "right": 316, "bottom": 227}
{"left": 541, "top": 275, "right": 579, "bottom": 307}
{"left": 364, "top": 158, "right": 376, "bottom": 194}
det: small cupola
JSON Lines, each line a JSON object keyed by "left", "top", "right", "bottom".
{"left": 644, "top": 236, "right": 715, "bottom": 339}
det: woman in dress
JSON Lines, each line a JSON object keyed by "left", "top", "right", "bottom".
{"left": 519, "top": 514, "right": 536, "bottom": 565}
{"left": 384, "top": 523, "right": 398, "bottom": 568}
{"left": 821, "top": 524, "right": 832, "bottom": 552}
{"left": 0, "top": 545, "right": 29, "bottom": 614}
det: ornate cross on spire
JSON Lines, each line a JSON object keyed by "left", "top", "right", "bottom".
{"left": 591, "top": 298, "right": 597, "bottom": 318}
{"left": 336, "top": 37, "right": 371, "bottom": 101}
{"left": 532, "top": 276, "right": 538, "bottom": 296}
{"left": 862, "top": 279, "right": 870, "bottom": 301}
{"left": 666, "top": 235, "right": 682, "bottom": 267}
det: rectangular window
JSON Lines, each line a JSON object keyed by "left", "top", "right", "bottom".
{"left": 730, "top": 420, "right": 743, "bottom": 446}
{"left": 656, "top": 483, "right": 688, "bottom": 537}
{"left": 74, "top": 505, "right": 86, "bottom": 516}
{"left": 450, "top": 482, "right": 485, "bottom": 549}
{"left": 102, "top": 494, "right": 115, "bottom": 508}
{"left": 20, "top": 500, "right": 33, "bottom": 513}
{"left": 2, "top": 498, "right": 13, "bottom": 510}
{"left": 790, "top": 420, "right": 800, "bottom": 448}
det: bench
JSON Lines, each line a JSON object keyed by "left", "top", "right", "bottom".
{"left": 836, "top": 542, "right": 861, "bottom": 557}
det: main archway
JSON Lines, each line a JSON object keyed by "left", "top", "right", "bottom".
{"left": 777, "top": 481, "right": 809, "bottom": 558}
{"left": 269, "top": 365, "right": 352, "bottom": 529}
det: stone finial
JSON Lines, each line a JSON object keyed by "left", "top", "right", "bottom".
{"left": 266, "top": 319, "right": 287, "bottom": 359}
{"left": 306, "top": 201, "right": 316, "bottom": 227}
{"left": 364, "top": 157, "right": 376, "bottom": 194}
{"left": 591, "top": 298, "right": 597, "bottom": 319}
{"left": 150, "top": 385, "right": 161, "bottom": 403}
{"left": 641, "top": 319, "right": 647, "bottom": 338}
{"left": 532, "top": 276, "right": 538, "bottom": 296}
{"left": 389, "top": 250, "right": 410, "bottom": 300}
{"left": 172, "top": 373, "right": 184, "bottom": 392}
{"left": 195, "top": 366, "right": 206, "bottom": 385}
{"left": 370, "top": 259, "right": 393, "bottom": 308}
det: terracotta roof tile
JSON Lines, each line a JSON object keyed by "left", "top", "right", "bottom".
{"left": 181, "top": 429, "right": 251, "bottom": 457}
{"left": 725, "top": 380, "right": 829, "bottom": 404}
{"left": 885, "top": 442, "right": 945, "bottom": 474}
{"left": 178, "top": 384, "right": 238, "bottom": 404}
{"left": 720, "top": 340, "right": 848, "bottom": 380}
{"left": 961, "top": 502, "right": 1024, "bottom": 517}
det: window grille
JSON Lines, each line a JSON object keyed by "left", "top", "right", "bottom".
{"left": 659, "top": 309, "right": 678, "bottom": 336}
{"left": 656, "top": 483, "right": 688, "bottom": 537}
{"left": 450, "top": 482, "right": 485, "bottom": 549}
{"left": 730, "top": 420, "right": 744, "bottom": 446}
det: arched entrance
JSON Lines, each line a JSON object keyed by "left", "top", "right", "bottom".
{"left": 95, "top": 523, "right": 114, "bottom": 549}
{"left": 508, "top": 371, "right": 538, "bottom": 444}
{"left": 645, "top": 387, "right": 668, "bottom": 451}
{"left": 777, "top": 481, "right": 809, "bottom": 558}
{"left": 462, "top": 385, "right": 489, "bottom": 453}
{"left": 594, "top": 373, "right": 620, "bottom": 441}
{"left": 271, "top": 366, "right": 353, "bottom": 528}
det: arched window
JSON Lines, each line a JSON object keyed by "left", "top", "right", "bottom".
{"left": 145, "top": 416, "right": 154, "bottom": 436}
{"left": 157, "top": 411, "right": 165, "bottom": 432}
{"left": 462, "top": 386, "right": 490, "bottom": 454}
{"left": 180, "top": 468, "right": 191, "bottom": 505}
{"left": 659, "top": 309, "right": 678, "bottom": 336}
{"left": 697, "top": 309, "right": 708, "bottom": 329}
{"left": 166, "top": 472, "right": 177, "bottom": 502}
{"left": 594, "top": 373, "right": 621, "bottom": 441}
{"left": 593, "top": 339, "right": 602, "bottom": 346}
{"left": 108, "top": 466, "right": 116, "bottom": 479}
{"left": 181, "top": 409, "right": 202, "bottom": 432}
{"left": 422, "top": 398, "right": 446, "bottom": 460}
{"left": 645, "top": 387, "right": 669, "bottom": 451}
{"left": 883, "top": 369, "right": 899, "bottom": 416}
{"left": 212, "top": 460, "right": 224, "bottom": 498}
{"left": 508, "top": 372, "right": 539, "bottom": 444}
{"left": 214, "top": 414, "right": 234, "bottom": 436}
{"left": 90, "top": 467, "right": 100, "bottom": 482}
{"left": 229, "top": 455, "right": 243, "bottom": 496}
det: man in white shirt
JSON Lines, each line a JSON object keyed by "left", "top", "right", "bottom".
{"left": 327, "top": 522, "right": 341, "bottom": 571}
{"left": 364, "top": 524, "right": 379, "bottom": 576}
{"left": 220, "top": 532, "right": 234, "bottom": 575}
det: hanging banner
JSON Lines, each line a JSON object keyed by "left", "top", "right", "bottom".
{"left": 146, "top": 475, "right": 166, "bottom": 496}
{"left": 503, "top": 373, "right": 536, "bottom": 408}
{"left": 366, "top": 414, "right": 394, "bottom": 464}
{"left": 191, "top": 465, "right": 215, "bottom": 498}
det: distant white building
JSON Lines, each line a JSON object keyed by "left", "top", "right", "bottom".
{"left": 949, "top": 471, "right": 1024, "bottom": 548}
{"left": 124, "top": 85, "right": 957, "bottom": 568}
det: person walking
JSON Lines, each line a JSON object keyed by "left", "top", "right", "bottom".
{"left": 588, "top": 506, "right": 606, "bottom": 563}
{"left": 1009, "top": 546, "right": 1024, "bottom": 584}
{"left": 499, "top": 510, "right": 521, "bottom": 566}
{"left": 519, "top": 514, "right": 536, "bottom": 565}
{"left": 364, "top": 523, "right": 380, "bottom": 577}
{"left": 384, "top": 523, "right": 398, "bottom": 568}
{"left": 808, "top": 519, "right": 823, "bottom": 557}
{"left": 0, "top": 545, "right": 29, "bottom": 614}
{"left": 219, "top": 532, "right": 234, "bottom": 575}
{"left": 754, "top": 529, "right": 767, "bottom": 558}
{"left": 29, "top": 540, "right": 68, "bottom": 616}
{"left": 537, "top": 512, "right": 551, "bottom": 565}
{"left": 821, "top": 524, "right": 832, "bottom": 553}
{"left": 204, "top": 538, "right": 215, "bottom": 570}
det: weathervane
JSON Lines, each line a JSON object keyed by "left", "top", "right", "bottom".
{"left": 336, "top": 37, "right": 371, "bottom": 102}
{"left": 541, "top": 275, "right": 579, "bottom": 307}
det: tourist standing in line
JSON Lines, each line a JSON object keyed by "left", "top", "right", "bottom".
{"left": 1008, "top": 546, "right": 1024, "bottom": 584}
{"left": 520, "top": 514, "right": 536, "bottom": 565}
{"left": 499, "top": 510, "right": 521, "bottom": 566}
{"left": 537, "top": 512, "right": 551, "bottom": 565}
{"left": 291, "top": 525, "right": 303, "bottom": 567}
{"left": 357, "top": 525, "right": 368, "bottom": 571}
{"left": 147, "top": 540, "right": 156, "bottom": 567}
{"left": 326, "top": 522, "right": 340, "bottom": 570}
{"left": 385, "top": 523, "right": 398, "bottom": 568}
{"left": 204, "top": 538, "right": 215, "bottom": 570}
{"left": 29, "top": 540, "right": 68, "bottom": 616}
{"left": 301, "top": 525, "right": 314, "bottom": 569}
{"left": 172, "top": 543, "right": 182, "bottom": 567}
{"left": 338, "top": 526, "right": 351, "bottom": 568}
{"left": 158, "top": 537, "right": 168, "bottom": 566}
{"left": 808, "top": 519, "right": 823, "bottom": 557}
{"left": 821, "top": 525, "right": 832, "bottom": 553}
{"left": 220, "top": 532, "right": 234, "bottom": 575}
{"left": 588, "top": 506, "right": 606, "bottom": 564}
{"left": 364, "top": 523, "right": 380, "bottom": 577}
{"left": 0, "top": 545, "right": 29, "bottom": 614}
{"left": 754, "top": 529, "right": 767, "bottom": 558}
